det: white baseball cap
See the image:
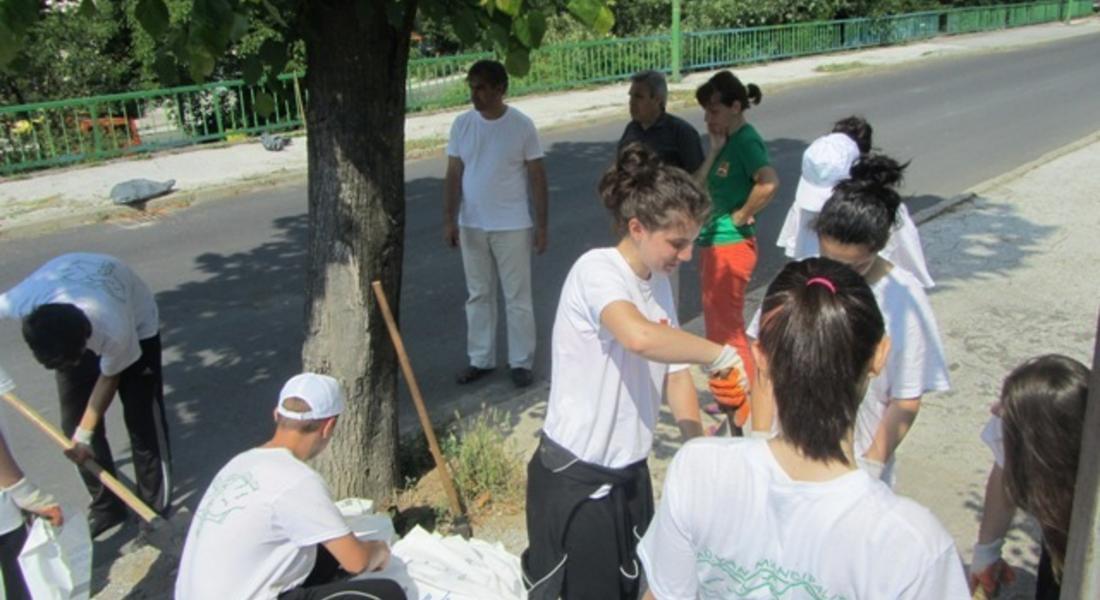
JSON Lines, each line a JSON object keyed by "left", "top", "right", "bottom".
{"left": 277, "top": 373, "right": 345, "bottom": 420}
{"left": 0, "top": 363, "right": 13, "bottom": 395}
{"left": 794, "top": 133, "right": 861, "bottom": 212}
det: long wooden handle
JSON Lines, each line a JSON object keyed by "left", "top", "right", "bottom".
{"left": 371, "top": 281, "right": 465, "bottom": 518}
{"left": 1, "top": 391, "right": 159, "bottom": 524}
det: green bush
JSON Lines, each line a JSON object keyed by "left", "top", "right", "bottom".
{"left": 441, "top": 408, "right": 523, "bottom": 506}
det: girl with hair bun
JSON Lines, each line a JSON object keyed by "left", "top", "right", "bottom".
{"left": 969, "top": 354, "right": 1089, "bottom": 599}
{"left": 777, "top": 116, "right": 935, "bottom": 287}
{"left": 806, "top": 154, "right": 950, "bottom": 486}
{"left": 523, "top": 143, "right": 751, "bottom": 600}
{"left": 693, "top": 70, "right": 779, "bottom": 430}
{"left": 639, "top": 258, "right": 968, "bottom": 599}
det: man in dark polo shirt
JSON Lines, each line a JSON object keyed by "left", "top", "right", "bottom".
{"left": 617, "top": 70, "right": 704, "bottom": 173}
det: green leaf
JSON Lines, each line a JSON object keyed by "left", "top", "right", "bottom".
{"left": 487, "top": 20, "right": 509, "bottom": 51}
{"left": 134, "top": 0, "right": 170, "bottom": 38}
{"left": 242, "top": 54, "right": 264, "bottom": 86}
{"left": 512, "top": 10, "right": 546, "bottom": 49}
{"left": 258, "top": 39, "right": 287, "bottom": 75}
{"left": 504, "top": 44, "right": 529, "bottom": 77}
{"left": 77, "top": 0, "right": 98, "bottom": 17}
{"left": 494, "top": 0, "right": 522, "bottom": 17}
{"left": 567, "top": 0, "right": 613, "bottom": 35}
{"left": 228, "top": 12, "right": 250, "bottom": 43}
{"left": 153, "top": 52, "right": 180, "bottom": 86}
{"left": 0, "top": 23, "right": 23, "bottom": 71}
{"left": 452, "top": 9, "right": 479, "bottom": 46}
{"left": 187, "top": 42, "right": 216, "bottom": 82}
{"left": 254, "top": 91, "right": 275, "bottom": 117}
{"left": 259, "top": 0, "right": 288, "bottom": 28}
{"left": 190, "top": 0, "right": 234, "bottom": 56}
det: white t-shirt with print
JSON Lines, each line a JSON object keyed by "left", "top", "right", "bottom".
{"left": 639, "top": 437, "right": 969, "bottom": 600}
{"left": 542, "top": 248, "right": 688, "bottom": 470}
{"left": 446, "top": 106, "right": 544, "bottom": 231}
{"left": 746, "top": 265, "right": 949, "bottom": 484}
{"left": 175, "top": 448, "right": 352, "bottom": 600}
{"left": 0, "top": 253, "right": 159, "bottom": 376}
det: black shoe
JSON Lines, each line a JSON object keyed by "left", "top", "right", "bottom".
{"left": 456, "top": 365, "right": 494, "bottom": 385}
{"left": 510, "top": 367, "right": 534, "bottom": 388}
{"left": 89, "top": 507, "right": 128, "bottom": 539}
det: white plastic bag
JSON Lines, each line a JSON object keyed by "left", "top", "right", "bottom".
{"left": 17, "top": 509, "right": 91, "bottom": 600}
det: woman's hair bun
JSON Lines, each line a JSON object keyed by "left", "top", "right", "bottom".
{"left": 849, "top": 153, "right": 907, "bottom": 189}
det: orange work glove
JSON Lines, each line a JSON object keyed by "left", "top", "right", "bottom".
{"left": 969, "top": 557, "right": 1015, "bottom": 598}
{"left": 708, "top": 364, "right": 750, "bottom": 428}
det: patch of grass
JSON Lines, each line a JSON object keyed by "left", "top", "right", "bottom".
{"left": 814, "top": 61, "right": 870, "bottom": 73}
{"left": 405, "top": 135, "right": 446, "bottom": 159}
{"left": 441, "top": 407, "right": 524, "bottom": 508}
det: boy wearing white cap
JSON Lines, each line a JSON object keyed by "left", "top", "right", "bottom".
{"left": 175, "top": 373, "right": 404, "bottom": 600}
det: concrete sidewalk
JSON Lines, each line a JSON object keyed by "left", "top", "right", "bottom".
{"left": 1, "top": 18, "right": 1097, "bottom": 238}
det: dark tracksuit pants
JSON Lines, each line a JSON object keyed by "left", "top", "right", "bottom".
{"left": 277, "top": 544, "right": 406, "bottom": 600}
{"left": 57, "top": 334, "right": 171, "bottom": 518}
{"left": 0, "top": 524, "right": 30, "bottom": 600}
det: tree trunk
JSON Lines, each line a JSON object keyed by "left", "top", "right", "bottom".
{"left": 301, "top": 0, "right": 416, "bottom": 499}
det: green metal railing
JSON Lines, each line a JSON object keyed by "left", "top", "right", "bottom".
{"left": 1, "top": 0, "right": 1092, "bottom": 174}
{"left": 1, "top": 73, "right": 304, "bottom": 173}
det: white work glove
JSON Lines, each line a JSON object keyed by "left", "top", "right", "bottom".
{"left": 5, "top": 477, "right": 57, "bottom": 513}
{"left": 969, "top": 537, "right": 1014, "bottom": 596}
{"left": 857, "top": 456, "right": 886, "bottom": 480}
{"left": 970, "top": 538, "right": 1005, "bottom": 575}
{"left": 705, "top": 345, "right": 746, "bottom": 381}
{"left": 72, "top": 426, "right": 95, "bottom": 446}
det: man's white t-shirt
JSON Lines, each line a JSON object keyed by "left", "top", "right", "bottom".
{"left": 746, "top": 265, "right": 949, "bottom": 484}
{"left": 639, "top": 438, "right": 969, "bottom": 599}
{"left": 446, "top": 106, "right": 544, "bottom": 231}
{"left": 175, "top": 448, "right": 352, "bottom": 600}
{"left": 0, "top": 253, "right": 159, "bottom": 376}
{"left": 542, "top": 248, "right": 688, "bottom": 469}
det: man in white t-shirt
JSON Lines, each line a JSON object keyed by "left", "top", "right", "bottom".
{"left": 0, "top": 253, "right": 171, "bottom": 538}
{"left": 175, "top": 373, "right": 403, "bottom": 600}
{"left": 443, "top": 59, "right": 549, "bottom": 389}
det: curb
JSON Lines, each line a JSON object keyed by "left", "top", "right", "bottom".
{"left": 911, "top": 129, "right": 1100, "bottom": 226}
{"left": 0, "top": 168, "right": 307, "bottom": 241}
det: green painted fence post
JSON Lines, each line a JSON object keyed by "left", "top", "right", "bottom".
{"left": 671, "top": 0, "right": 682, "bottom": 81}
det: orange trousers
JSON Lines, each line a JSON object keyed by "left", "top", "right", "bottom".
{"left": 700, "top": 239, "right": 757, "bottom": 386}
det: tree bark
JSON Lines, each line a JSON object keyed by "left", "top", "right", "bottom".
{"left": 301, "top": 0, "right": 416, "bottom": 499}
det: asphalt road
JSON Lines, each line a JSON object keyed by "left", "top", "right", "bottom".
{"left": 2, "top": 32, "right": 1099, "bottom": 523}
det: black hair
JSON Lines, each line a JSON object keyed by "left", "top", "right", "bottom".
{"left": 599, "top": 142, "right": 711, "bottom": 236}
{"left": 1001, "top": 354, "right": 1090, "bottom": 579}
{"left": 695, "top": 70, "right": 762, "bottom": 111}
{"left": 467, "top": 59, "right": 508, "bottom": 92}
{"left": 832, "top": 116, "right": 873, "bottom": 154}
{"left": 757, "top": 258, "right": 884, "bottom": 465}
{"left": 813, "top": 154, "right": 908, "bottom": 252}
{"left": 22, "top": 303, "right": 92, "bottom": 370}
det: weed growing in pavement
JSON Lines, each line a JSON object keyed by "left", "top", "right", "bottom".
{"left": 442, "top": 407, "right": 524, "bottom": 508}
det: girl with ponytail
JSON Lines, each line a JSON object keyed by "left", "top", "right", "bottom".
{"left": 523, "top": 143, "right": 750, "bottom": 600}
{"left": 639, "top": 258, "right": 968, "bottom": 598}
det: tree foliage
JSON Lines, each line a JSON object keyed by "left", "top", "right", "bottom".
{"left": 0, "top": 0, "right": 139, "bottom": 105}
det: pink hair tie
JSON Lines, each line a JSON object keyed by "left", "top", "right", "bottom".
{"left": 806, "top": 277, "right": 837, "bottom": 294}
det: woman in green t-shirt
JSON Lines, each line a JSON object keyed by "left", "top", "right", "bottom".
{"left": 694, "top": 71, "right": 779, "bottom": 430}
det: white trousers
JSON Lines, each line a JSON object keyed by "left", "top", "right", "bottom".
{"left": 459, "top": 226, "right": 536, "bottom": 369}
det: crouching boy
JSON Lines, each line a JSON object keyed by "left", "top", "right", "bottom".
{"left": 175, "top": 373, "right": 404, "bottom": 600}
